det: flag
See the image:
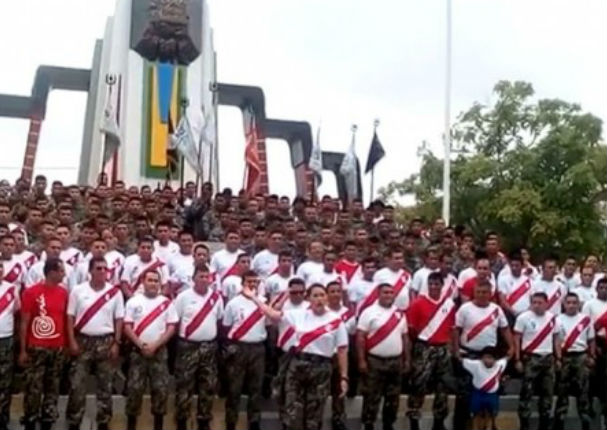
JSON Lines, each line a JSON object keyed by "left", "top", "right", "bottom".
{"left": 309, "top": 126, "right": 323, "bottom": 186}
{"left": 243, "top": 105, "right": 262, "bottom": 194}
{"left": 170, "top": 113, "right": 204, "bottom": 177}
{"left": 340, "top": 132, "right": 360, "bottom": 202}
{"left": 100, "top": 85, "right": 121, "bottom": 165}
{"left": 365, "top": 130, "right": 386, "bottom": 173}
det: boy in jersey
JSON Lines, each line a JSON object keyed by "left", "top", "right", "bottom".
{"left": 554, "top": 293, "right": 595, "bottom": 430}
{"left": 514, "top": 292, "right": 561, "bottom": 430}
{"left": 66, "top": 257, "right": 124, "bottom": 430}
{"left": 174, "top": 264, "right": 223, "bottom": 430}
{"left": 572, "top": 266, "right": 597, "bottom": 306}
{"left": 357, "top": 282, "right": 409, "bottom": 430}
{"left": 0, "top": 262, "right": 19, "bottom": 430}
{"left": 123, "top": 271, "right": 178, "bottom": 430}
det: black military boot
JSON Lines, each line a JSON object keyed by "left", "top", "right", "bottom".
{"left": 409, "top": 417, "right": 420, "bottom": 430}
{"left": 153, "top": 414, "right": 164, "bottom": 430}
{"left": 127, "top": 415, "right": 137, "bottom": 430}
{"left": 176, "top": 418, "right": 188, "bottom": 430}
{"left": 519, "top": 417, "right": 530, "bottom": 430}
{"left": 198, "top": 419, "right": 211, "bottom": 430}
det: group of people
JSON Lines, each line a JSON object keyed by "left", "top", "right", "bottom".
{"left": 0, "top": 175, "right": 605, "bottom": 430}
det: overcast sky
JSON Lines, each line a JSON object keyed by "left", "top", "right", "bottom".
{"left": 0, "top": 0, "right": 605, "bottom": 200}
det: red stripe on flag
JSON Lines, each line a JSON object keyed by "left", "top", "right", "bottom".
{"left": 184, "top": 291, "right": 220, "bottom": 339}
{"left": 74, "top": 287, "right": 120, "bottom": 332}
{"left": 134, "top": 299, "right": 171, "bottom": 337}
{"left": 366, "top": 311, "right": 402, "bottom": 351}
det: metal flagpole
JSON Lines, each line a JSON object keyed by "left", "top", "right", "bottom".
{"left": 179, "top": 97, "right": 189, "bottom": 207}
{"left": 371, "top": 118, "right": 380, "bottom": 202}
{"left": 442, "top": 0, "right": 452, "bottom": 224}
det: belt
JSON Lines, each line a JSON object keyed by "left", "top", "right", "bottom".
{"left": 227, "top": 340, "right": 264, "bottom": 347}
{"left": 178, "top": 337, "right": 216, "bottom": 345}
{"left": 291, "top": 351, "right": 332, "bottom": 364}
{"left": 563, "top": 351, "right": 587, "bottom": 357}
{"left": 416, "top": 340, "right": 449, "bottom": 348}
{"left": 523, "top": 353, "right": 553, "bottom": 359}
{"left": 0, "top": 336, "right": 13, "bottom": 342}
{"left": 460, "top": 346, "right": 484, "bottom": 358}
{"left": 368, "top": 353, "right": 401, "bottom": 361}
{"left": 76, "top": 333, "right": 113, "bottom": 339}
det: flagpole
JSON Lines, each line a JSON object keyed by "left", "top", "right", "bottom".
{"left": 442, "top": 0, "right": 452, "bottom": 224}
{"left": 179, "top": 97, "right": 189, "bottom": 207}
{"left": 370, "top": 119, "right": 379, "bottom": 202}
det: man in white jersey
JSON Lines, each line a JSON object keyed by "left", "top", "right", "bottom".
{"left": 25, "top": 237, "right": 73, "bottom": 290}
{"left": 513, "top": 292, "right": 560, "bottom": 430}
{"left": 120, "top": 237, "right": 169, "bottom": 298}
{"left": 123, "top": 271, "right": 178, "bottom": 430}
{"left": 0, "top": 262, "right": 20, "bottom": 429}
{"left": 307, "top": 251, "right": 345, "bottom": 289}
{"left": 264, "top": 251, "right": 294, "bottom": 303}
{"left": 252, "top": 230, "right": 283, "bottom": 279}
{"left": 372, "top": 247, "right": 412, "bottom": 311}
{"left": 437, "top": 253, "right": 458, "bottom": 301}
{"left": 55, "top": 224, "right": 83, "bottom": 267}
{"left": 572, "top": 266, "right": 597, "bottom": 306}
{"left": 174, "top": 264, "right": 223, "bottom": 430}
{"left": 410, "top": 246, "right": 440, "bottom": 300}
{"left": 295, "top": 240, "right": 324, "bottom": 286}
{"left": 209, "top": 229, "right": 244, "bottom": 286}
{"left": 222, "top": 270, "right": 267, "bottom": 430}
{"left": 99, "top": 229, "right": 126, "bottom": 287}
{"left": 348, "top": 257, "right": 377, "bottom": 308}
{"left": 554, "top": 293, "right": 595, "bottom": 430}
{"left": 71, "top": 239, "right": 108, "bottom": 286}
{"left": 221, "top": 253, "right": 255, "bottom": 302}
{"left": 153, "top": 220, "right": 179, "bottom": 262}
{"left": 167, "top": 231, "right": 194, "bottom": 296}
{"left": 498, "top": 251, "right": 532, "bottom": 323}
{"left": 1, "top": 235, "right": 25, "bottom": 289}
{"left": 66, "top": 257, "right": 124, "bottom": 430}
{"left": 556, "top": 256, "right": 579, "bottom": 291}
{"left": 12, "top": 229, "right": 37, "bottom": 270}
{"left": 357, "top": 282, "right": 410, "bottom": 430}
{"left": 532, "top": 256, "right": 567, "bottom": 315}
{"left": 169, "top": 242, "right": 208, "bottom": 295}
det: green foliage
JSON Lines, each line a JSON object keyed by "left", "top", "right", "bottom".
{"left": 380, "top": 80, "right": 607, "bottom": 259}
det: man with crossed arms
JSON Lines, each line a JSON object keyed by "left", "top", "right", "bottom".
{"left": 66, "top": 256, "right": 124, "bottom": 430}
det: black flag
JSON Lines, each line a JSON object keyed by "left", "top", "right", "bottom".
{"left": 365, "top": 131, "right": 386, "bottom": 173}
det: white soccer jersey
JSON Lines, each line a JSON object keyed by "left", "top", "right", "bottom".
{"left": 410, "top": 266, "right": 439, "bottom": 295}
{"left": 153, "top": 240, "right": 179, "bottom": 263}
{"left": 333, "top": 305, "right": 356, "bottom": 335}
{"left": 456, "top": 302, "right": 508, "bottom": 352}
{"left": 571, "top": 285, "right": 596, "bottom": 306}
{"left": 514, "top": 310, "right": 556, "bottom": 356}
{"left": 373, "top": 268, "right": 411, "bottom": 311}
{"left": 582, "top": 298, "right": 607, "bottom": 338}
{"left": 105, "top": 250, "right": 125, "bottom": 286}
{"left": 532, "top": 279, "right": 567, "bottom": 315}
{"left": 556, "top": 273, "right": 579, "bottom": 292}
{"left": 124, "top": 294, "right": 178, "bottom": 344}
{"left": 221, "top": 275, "right": 244, "bottom": 303}
{"left": 224, "top": 294, "right": 267, "bottom": 343}
{"left": 2, "top": 257, "right": 25, "bottom": 287}
{"left": 121, "top": 255, "right": 169, "bottom": 295}
{"left": 458, "top": 267, "right": 477, "bottom": 286}
{"left": 0, "top": 281, "right": 19, "bottom": 338}
{"left": 282, "top": 308, "right": 348, "bottom": 358}
{"left": 277, "top": 299, "right": 309, "bottom": 352}
{"left": 14, "top": 250, "right": 37, "bottom": 271}
{"left": 61, "top": 247, "right": 83, "bottom": 267}
{"left": 307, "top": 270, "right": 345, "bottom": 289}
{"left": 556, "top": 313, "right": 594, "bottom": 353}
{"left": 210, "top": 248, "right": 245, "bottom": 282}
{"left": 295, "top": 260, "right": 324, "bottom": 286}
{"left": 25, "top": 260, "right": 74, "bottom": 290}
{"left": 168, "top": 252, "right": 193, "bottom": 276}
{"left": 175, "top": 288, "right": 223, "bottom": 342}
{"left": 347, "top": 278, "right": 375, "bottom": 306}
{"left": 462, "top": 358, "right": 508, "bottom": 393}
{"left": 252, "top": 249, "right": 279, "bottom": 279}
{"left": 498, "top": 274, "right": 532, "bottom": 316}
{"left": 67, "top": 282, "right": 125, "bottom": 336}
{"left": 358, "top": 303, "right": 407, "bottom": 358}
{"left": 499, "top": 264, "right": 539, "bottom": 283}
{"left": 265, "top": 273, "right": 292, "bottom": 302}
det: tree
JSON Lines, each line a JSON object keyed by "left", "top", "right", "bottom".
{"left": 380, "top": 81, "right": 607, "bottom": 259}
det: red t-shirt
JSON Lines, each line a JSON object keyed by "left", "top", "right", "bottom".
{"left": 407, "top": 295, "right": 455, "bottom": 345}
{"left": 22, "top": 283, "right": 68, "bottom": 349}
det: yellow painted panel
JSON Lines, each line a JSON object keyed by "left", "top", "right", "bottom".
{"left": 150, "top": 68, "right": 168, "bottom": 167}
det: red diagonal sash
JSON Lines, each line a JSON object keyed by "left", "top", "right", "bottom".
{"left": 66, "top": 252, "right": 80, "bottom": 266}
{"left": 562, "top": 316, "right": 591, "bottom": 352}
{"left": 0, "top": 287, "right": 16, "bottom": 316}
{"left": 277, "top": 326, "right": 295, "bottom": 349}
{"left": 366, "top": 311, "right": 403, "bottom": 350}
{"left": 4, "top": 263, "right": 22, "bottom": 284}
{"left": 75, "top": 287, "right": 120, "bottom": 332}
{"left": 130, "top": 260, "right": 164, "bottom": 293}
{"left": 341, "top": 308, "right": 354, "bottom": 323}
{"left": 270, "top": 290, "right": 288, "bottom": 307}
{"left": 524, "top": 316, "right": 556, "bottom": 354}
{"left": 393, "top": 273, "right": 409, "bottom": 297}
{"left": 507, "top": 279, "right": 531, "bottom": 307}
{"left": 221, "top": 262, "right": 240, "bottom": 282}
{"left": 24, "top": 254, "right": 37, "bottom": 269}
{"left": 230, "top": 307, "right": 265, "bottom": 341}
{"left": 295, "top": 318, "right": 342, "bottom": 352}
{"left": 134, "top": 299, "right": 171, "bottom": 337}
{"left": 595, "top": 311, "right": 607, "bottom": 332}
{"left": 466, "top": 309, "right": 499, "bottom": 342}
{"left": 358, "top": 272, "right": 408, "bottom": 316}
{"left": 184, "top": 291, "right": 220, "bottom": 338}
{"left": 547, "top": 288, "right": 563, "bottom": 310}
{"left": 480, "top": 368, "right": 504, "bottom": 392}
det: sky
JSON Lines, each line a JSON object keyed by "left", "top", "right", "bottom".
{"left": 0, "top": 0, "right": 605, "bottom": 202}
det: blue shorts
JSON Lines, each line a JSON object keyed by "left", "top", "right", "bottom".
{"left": 470, "top": 388, "right": 499, "bottom": 415}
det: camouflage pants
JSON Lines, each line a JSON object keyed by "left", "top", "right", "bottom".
{"left": 331, "top": 357, "right": 346, "bottom": 425}
{"left": 174, "top": 339, "right": 217, "bottom": 422}
{"left": 593, "top": 340, "right": 607, "bottom": 420}
{"left": 518, "top": 354, "right": 555, "bottom": 420}
{"left": 555, "top": 352, "right": 591, "bottom": 423}
{"left": 273, "top": 352, "right": 289, "bottom": 426}
{"left": 284, "top": 354, "right": 332, "bottom": 430}
{"left": 66, "top": 334, "right": 115, "bottom": 426}
{"left": 126, "top": 347, "right": 169, "bottom": 416}
{"left": 223, "top": 342, "right": 265, "bottom": 428}
{"left": 0, "top": 337, "right": 14, "bottom": 425}
{"left": 407, "top": 343, "right": 452, "bottom": 421}
{"left": 361, "top": 355, "right": 402, "bottom": 427}
{"left": 23, "top": 347, "right": 64, "bottom": 424}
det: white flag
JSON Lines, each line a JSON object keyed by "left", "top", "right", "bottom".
{"left": 171, "top": 114, "right": 204, "bottom": 176}
{"left": 340, "top": 132, "right": 359, "bottom": 202}
{"left": 100, "top": 86, "right": 121, "bottom": 165}
{"left": 309, "top": 126, "right": 323, "bottom": 186}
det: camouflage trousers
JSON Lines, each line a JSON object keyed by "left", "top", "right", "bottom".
{"left": 273, "top": 352, "right": 289, "bottom": 425}
{"left": 66, "top": 334, "right": 115, "bottom": 426}
{"left": 593, "top": 339, "right": 607, "bottom": 420}
{"left": 223, "top": 341, "right": 265, "bottom": 428}
{"left": 0, "top": 337, "right": 14, "bottom": 426}
{"left": 407, "top": 342, "right": 453, "bottom": 421}
{"left": 23, "top": 346, "right": 64, "bottom": 424}
{"left": 518, "top": 354, "right": 555, "bottom": 420}
{"left": 126, "top": 347, "right": 169, "bottom": 417}
{"left": 284, "top": 353, "right": 333, "bottom": 430}
{"left": 174, "top": 339, "right": 217, "bottom": 422}
{"left": 554, "top": 352, "right": 591, "bottom": 424}
{"left": 331, "top": 357, "right": 346, "bottom": 425}
{"left": 361, "top": 355, "right": 402, "bottom": 427}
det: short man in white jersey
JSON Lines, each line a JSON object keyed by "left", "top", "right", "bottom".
{"left": 498, "top": 251, "right": 532, "bottom": 323}
{"left": 264, "top": 251, "right": 294, "bottom": 303}
{"left": 120, "top": 237, "right": 169, "bottom": 298}
{"left": 66, "top": 257, "right": 124, "bottom": 430}
{"left": 209, "top": 229, "right": 244, "bottom": 286}
{"left": 513, "top": 292, "right": 560, "bottom": 430}
{"left": 167, "top": 231, "right": 194, "bottom": 296}
{"left": 295, "top": 240, "right": 325, "bottom": 286}
{"left": 25, "top": 237, "right": 73, "bottom": 289}
{"left": 252, "top": 230, "right": 283, "bottom": 279}
{"left": 123, "top": 271, "right": 178, "bottom": 430}
{"left": 152, "top": 220, "right": 179, "bottom": 263}
{"left": 452, "top": 280, "right": 513, "bottom": 430}
{"left": 0, "top": 262, "right": 20, "bottom": 429}
{"left": 55, "top": 224, "right": 83, "bottom": 267}
{"left": 0, "top": 234, "right": 25, "bottom": 289}
{"left": 357, "top": 282, "right": 410, "bottom": 430}
{"left": 572, "top": 266, "right": 597, "bottom": 306}
{"left": 532, "top": 255, "right": 567, "bottom": 315}
{"left": 410, "top": 246, "right": 440, "bottom": 300}
{"left": 222, "top": 270, "right": 267, "bottom": 430}
{"left": 554, "top": 293, "right": 596, "bottom": 430}
{"left": 556, "top": 255, "right": 579, "bottom": 291}
{"left": 11, "top": 229, "right": 37, "bottom": 270}
{"left": 373, "top": 247, "right": 412, "bottom": 311}
{"left": 348, "top": 257, "right": 377, "bottom": 309}
{"left": 174, "top": 263, "right": 223, "bottom": 430}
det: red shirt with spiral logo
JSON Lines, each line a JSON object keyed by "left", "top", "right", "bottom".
{"left": 22, "top": 283, "right": 68, "bottom": 349}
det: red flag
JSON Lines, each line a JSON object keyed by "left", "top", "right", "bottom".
{"left": 244, "top": 105, "right": 262, "bottom": 195}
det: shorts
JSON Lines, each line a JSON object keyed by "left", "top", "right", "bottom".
{"left": 470, "top": 388, "right": 499, "bottom": 416}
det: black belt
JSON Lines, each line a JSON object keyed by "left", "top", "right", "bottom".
{"left": 292, "top": 351, "right": 332, "bottom": 364}
{"left": 228, "top": 340, "right": 264, "bottom": 347}
{"left": 416, "top": 340, "right": 449, "bottom": 348}
{"left": 178, "top": 338, "right": 216, "bottom": 345}
{"left": 523, "top": 353, "right": 553, "bottom": 359}
{"left": 563, "top": 351, "right": 587, "bottom": 357}
{"left": 0, "top": 336, "right": 13, "bottom": 342}
{"left": 76, "top": 333, "right": 113, "bottom": 339}
{"left": 368, "top": 353, "right": 401, "bottom": 361}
